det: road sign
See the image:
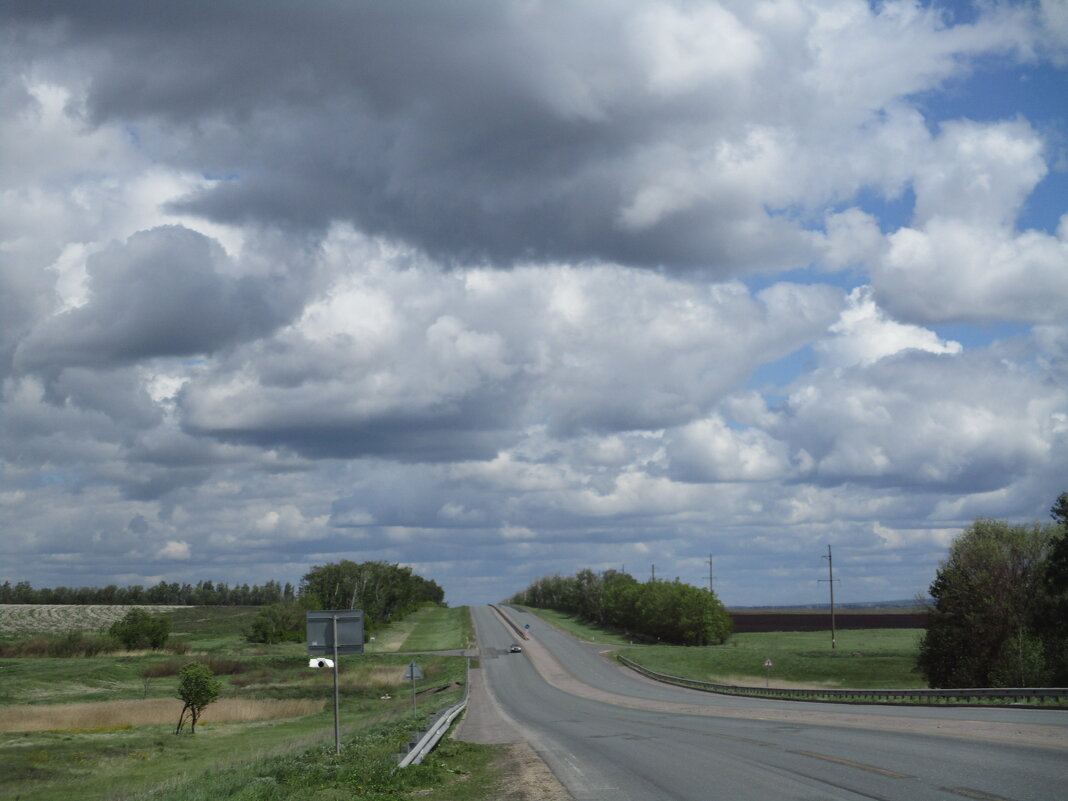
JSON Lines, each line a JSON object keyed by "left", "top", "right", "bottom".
{"left": 404, "top": 661, "right": 424, "bottom": 681}
{"left": 763, "top": 658, "right": 773, "bottom": 668}
{"left": 306, "top": 610, "right": 364, "bottom": 656}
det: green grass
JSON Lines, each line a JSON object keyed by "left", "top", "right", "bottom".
{"left": 167, "top": 607, "right": 280, "bottom": 654}
{"left": 0, "top": 603, "right": 496, "bottom": 801}
{"left": 399, "top": 605, "right": 472, "bottom": 652}
{"left": 620, "top": 629, "right": 927, "bottom": 689}
{"left": 515, "top": 607, "right": 636, "bottom": 646}
{"left": 130, "top": 720, "right": 505, "bottom": 801}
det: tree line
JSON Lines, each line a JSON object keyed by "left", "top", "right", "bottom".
{"left": 918, "top": 492, "right": 1068, "bottom": 688}
{"left": 0, "top": 579, "right": 296, "bottom": 607}
{"left": 507, "top": 568, "right": 731, "bottom": 646}
{"left": 248, "top": 560, "right": 445, "bottom": 644}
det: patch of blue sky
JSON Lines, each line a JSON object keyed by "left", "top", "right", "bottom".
{"left": 745, "top": 264, "right": 865, "bottom": 295}
{"left": 847, "top": 185, "right": 917, "bottom": 234}
{"left": 915, "top": 0, "right": 983, "bottom": 26}
{"left": 931, "top": 320, "right": 1032, "bottom": 349}
{"left": 745, "top": 344, "right": 819, "bottom": 396}
{"left": 915, "top": 54, "right": 1066, "bottom": 132}
{"left": 1018, "top": 172, "right": 1068, "bottom": 234}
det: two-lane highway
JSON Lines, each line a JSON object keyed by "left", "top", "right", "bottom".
{"left": 467, "top": 605, "right": 1068, "bottom": 800}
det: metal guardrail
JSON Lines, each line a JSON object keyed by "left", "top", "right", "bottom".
{"left": 616, "top": 654, "right": 1068, "bottom": 707}
{"left": 397, "top": 660, "right": 471, "bottom": 768}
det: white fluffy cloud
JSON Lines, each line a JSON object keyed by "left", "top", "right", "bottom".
{"left": 817, "top": 286, "right": 962, "bottom": 368}
{"left": 1, "top": 1, "right": 1065, "bottom": 606}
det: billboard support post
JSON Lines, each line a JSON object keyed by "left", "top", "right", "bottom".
{"left": 332, "top": 616, "right": 340, "bottom": 754}
{"left": 306, "top": 610, "right": 364, "bottom": 755}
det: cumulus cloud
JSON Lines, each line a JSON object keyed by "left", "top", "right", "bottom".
{"left": 774, "top": 348, "right": 1063, "bottom": 491}
{"left": 0, "top": 0, "right": 1038, "bottom": 274}
{"left": 179, "top": 248, "right": 843, "bottom": 459}
{"left": 15, "top": 226, "right": 303, "bottom": 373}
{"left": 1, "top": 0, "right": 1065, "bottom": 606}
{"left": 816, "top": 286, "right": 961, "bottom": 368}
{"left": 874, "top": 216, "right": 1068, "bottom": 324}
{"left": 157, "top": 540, "right": 190, "bottom": 560}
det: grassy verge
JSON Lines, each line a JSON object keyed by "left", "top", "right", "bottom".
{"left": 0, "top": 605, "right": 500, "bottom": 800}
{"left": 134, "top": 721, "right": 505, "bottom": 801}
{"left": 399, "top": 605, "right": 471, "bottom": 652}
{"left": 620, "top": 629, "right": 927, "bottom": 689}
{"left": 1, "top": 651, "right": 470, "bottom": 800}
{"left": 514, "top": 606, "right": 635, "bottom": 646}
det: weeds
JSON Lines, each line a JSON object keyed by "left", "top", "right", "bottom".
{"left": 0, "top": 632, "right": 192, "bottom": 659}
{"left": 140, "top": 657, "right": 248, "bottom": 679}
{"left": 0, "top": 632, "right": 121, "bottom": 658}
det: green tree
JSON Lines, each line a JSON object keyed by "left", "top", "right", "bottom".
{"left": 1036, "top": 492, "right": 1068, "bottom": 684}
{"left": 300, "top": 560, "right": 444, "bottom": 631}
{"left": 108, "top": 608, "right": 170, "bottom": 649}
{"left": 918, "top": 518, "right": 1058, "bottom": 688}
{"left": 508, "top": 568, "right": 731, "bottom": 646}
{"left": 175, "top": 662, "right": 221, "bottom": 735}
{"left": 247, "top": 602, "right": 305, "bottom": 644}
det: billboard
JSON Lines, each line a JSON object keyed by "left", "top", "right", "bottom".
{"left": 306, "top": 609, "right": 364, "bottom": 655}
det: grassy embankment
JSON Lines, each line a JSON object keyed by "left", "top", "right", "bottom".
{"left": 0, "top": 603, "right": 502, "bottom": 801}
{"left": 517, "top": 605, "right": 926, "bottom": 688}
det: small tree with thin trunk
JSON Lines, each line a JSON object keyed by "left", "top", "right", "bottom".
{"left": 175, "top": 662, "right": 221, "bottom": 735}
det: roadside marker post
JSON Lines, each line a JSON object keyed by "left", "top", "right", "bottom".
{"left": 404, "top": 660, "right": 424, "bottom": 713}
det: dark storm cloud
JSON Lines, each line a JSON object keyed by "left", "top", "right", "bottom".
{"left": 14, "top": 226, "right": 301, "bottom": 373}
{"left": 1, "top": 1, "right": 815, "bottom": 273}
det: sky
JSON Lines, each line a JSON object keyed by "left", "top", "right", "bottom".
{"left": 2, "top": 0, "right": 1066, "bottom": 608}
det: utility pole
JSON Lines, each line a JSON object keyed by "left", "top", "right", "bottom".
{"left": 819, "top": 545, "right": 839, "bottom": 649}
{"left": 704, "top": 553, "right": 715, "bottom": 594}
{"left": 651, "top": 564, "right": 656, "bottom": 581}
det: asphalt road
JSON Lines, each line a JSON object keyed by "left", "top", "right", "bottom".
{"left": 470, "top": 605, "right": 1068, "bottom": 801}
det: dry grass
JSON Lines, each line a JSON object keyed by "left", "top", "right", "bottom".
{"left": 711, "top": 673, "right": 842, "bottom": 690}
{"left": 350, "top": 665, "right": 409, "bottom": 688}
{"left": 0, "top": 698, "right": 325, "bottom": 733}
